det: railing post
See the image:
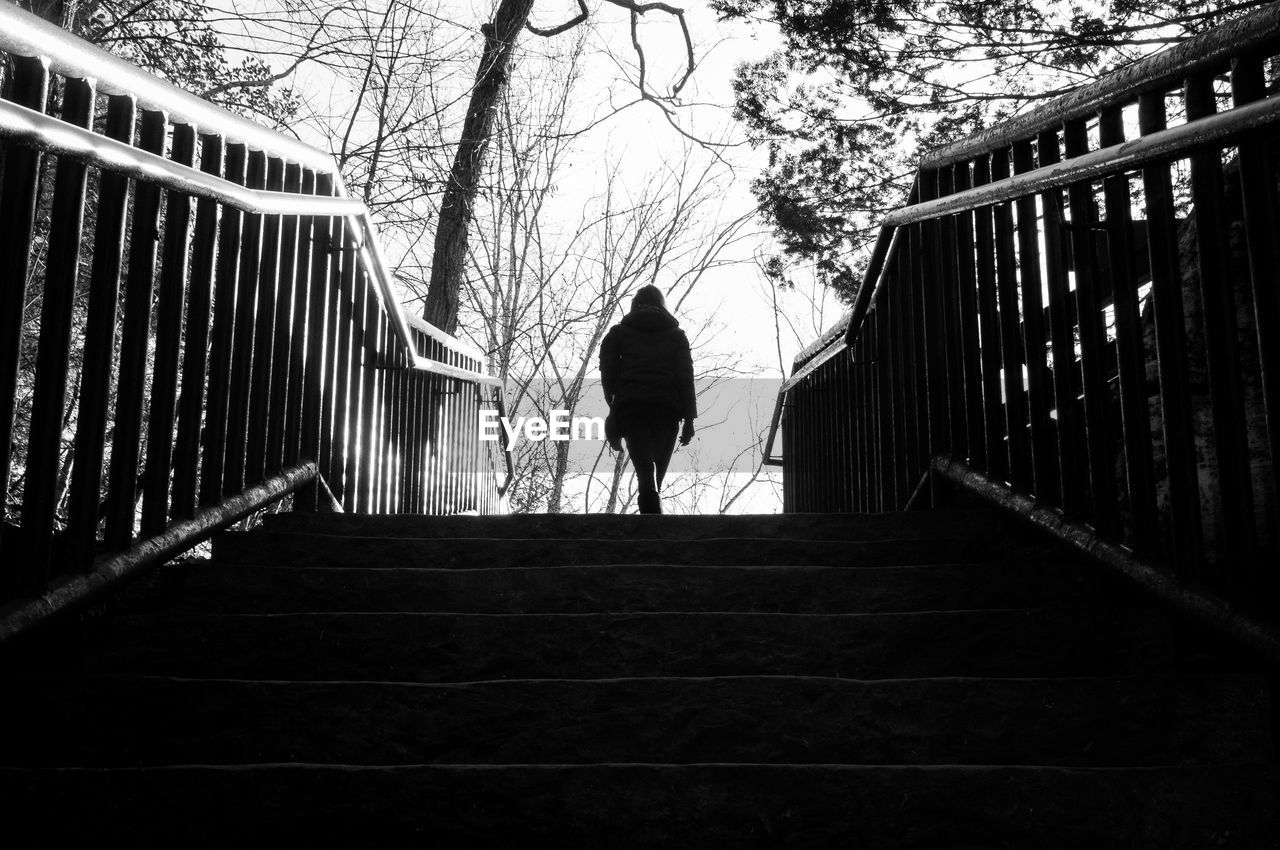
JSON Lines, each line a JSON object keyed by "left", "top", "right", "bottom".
{"left": 1012, "top": 138, "right": 1058, "bottom": 505}
{"left": 936, "top": 166, "right": 967, "bottom": 461}
{"left": 1138, "top": 91, "right": 1203, "bottom": 580}
{"left": 65, "top": 93, "right": 136, "bottom": 570}
{"left": 1185, "top": 75, "right": 1257, "bottom": 600}
{"left": 991, "top": 146, "right": 1033, "bottom": 493}
{"left": 141, "top": 122, "right": 196, "bottom": 537}
{"left": 223, "top": 149, "right": 267, "bottom": 497}
{"left": 19, "top": 75, "right": 94, "bottom": 590}
{"left": 245, "top": 156, "right": 285, "bottom": 486}
{"left": 329, "top": 222, "right": 360, "bottom": 505}
{"left": 171, "top": 133, "right": 225, "bottom": 521}
{"left": 266, "top": 162, "right": 303, "bottom": 475}
{"left": 1231, "top": 55, "right": 1280, "bottom": 569}
{"left": 918, "top": 169, "right": 952, "bottom": 466}
{"left": 105, "top": 108, "right": 167, "bottom": 552}
{"left": 1061, "top": 119, "right": 1120, "bottom": 540}
{"left": 1036, "top": 128, "right": 1085, "bottom": 520}
{"left": 200, "top": 143, "right": 247, "bottom": 507}
{"left": 297, "top": 173, "right": 335, "bottom": 510}
{"left": 1098, "top": 107, "right": 1158, "bottom": 554}
{"left": 0, "top": 56, "right": 50, "bottom": 590}
{"left": 971, "top": 154, "right": 1008, "bottom": 481}
{"left": 283, "top": 168, "right": 318, "bottom": 473}
{"left": 950, "top": 161, "right": 986, "bottom": 469}
{"left": 877, "top": 286, "right": 898, "bottom": 510}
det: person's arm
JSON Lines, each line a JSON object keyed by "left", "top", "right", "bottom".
{"left": 677, "top": 331, "right": 696, "bottom": 444}
{"left": 600, "top": 327, "right": 620, "bottom": 405}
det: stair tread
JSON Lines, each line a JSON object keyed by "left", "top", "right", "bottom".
{"left": 2, "top": 671, "right": 1268, "bottom": 769}
{"left": 213, "top": 531, "right": 1068, "bottom": 568}
{"left": 260, "top": 509, "right": 1018, "bottom": 540}
{"left": 88, "top": 607, "right": 1173, "bottom": 681}
{"left": 1, "top": 763, "right": 1274, "bottom": 848}
{"left": 139, "top": 560, "right": 1106, "bottom": 614}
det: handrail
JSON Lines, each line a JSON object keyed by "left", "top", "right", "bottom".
{"left": 890, "top": 95, "right": 1280, "bottom": 226}
{"left": 932, "top": 456, "right": 1280, "bottom": 667}
{"left": 0, "top": 462, "right": 320, "bottom": 645}
{"left": 923, "top": 1, "right": 1280, "bottom": 169}
{"left": 0, "top": 3, "right": 335, "bottom": 172}
{"left": 0, "top": 86, "right": 501, "bottom": 385}
{"left": 0, "top": 98, "right": 362, "bottom": 215}
{"left": 791, "top": 312, "right": 849, "bottom": 371}
{"left": 405, "top": 314, "right": 488, "bottom": 363}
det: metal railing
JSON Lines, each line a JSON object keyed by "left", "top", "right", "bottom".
{"left": 769, "top": 2, "right": 1280, "bottom": 641}
{"left": 0, "top": 5, "right": 509, "bottom": 635}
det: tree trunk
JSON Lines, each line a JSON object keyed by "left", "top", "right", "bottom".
{"left": 422, "top": 0, "right": 535, "bottom": 333}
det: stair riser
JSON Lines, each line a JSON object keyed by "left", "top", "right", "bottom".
{"left": 212, "top": 533, "right": 1055, "bottom": 568}
{"left": 88, "top": 610, "right": 1173, "bottom": 682}
{"left": 260, "top": 511, "right": 1015, "bottom": 541}
{"left": 145, "top": 562, "right": 1105, "bottom": 615}
{"left": 0, "top": 764, "right": 1274, "bottom": 848}
{"left": 2, "top": 676, "right": 1267, "bottom": 768}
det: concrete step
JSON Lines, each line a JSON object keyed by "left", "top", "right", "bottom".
{"left": 260, "top": 510, "right": 1018, "bottom": 541}
{"left": 0, "top": 763, "right": 1274, "bottom": 847}
{"left": 88, "top": 609, "right": 1173, "bottom": 682}
{"left": 136, "top": 560, "right": 1107, "bottom": 615}
{"left": 1, "top": 674, "right": 1267, "bottom": 768}
{"left": 211, "top": 531, "right": 1063, "bottom": 569}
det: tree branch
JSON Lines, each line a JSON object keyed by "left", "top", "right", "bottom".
{"left": 526, "top": 0, "right": 589, "bottom": 37}
{"left": 603, "top": 0, "right": 696, "bottom": 96}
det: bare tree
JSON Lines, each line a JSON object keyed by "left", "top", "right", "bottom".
{"left": 421, "top": 0, "right": 698, "bottom": 333}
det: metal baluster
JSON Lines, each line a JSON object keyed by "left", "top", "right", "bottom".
{"left": 105, "top": 109, "right": 166, "bottom": 552}
{"left": 266, "top": 163, "right": 302, "bottom": 474}
{"left": 19, "top": 76, "right": 94, "bottom": 588}
{"left": 972, "top": 154, "right": 1008, "bottom": 479}
{"left": 918, "top": 170, "right": 952, "bottom": 463}
{"left": 1186, "top": 74, "right": 1256, "bottom": 598}
{"left": 65, "top": 93, "right": 135, "bottom": 570}
{"left": 937, "top": 167, "right": 968, "bottom": 459}
{"left": 199, "top": 144, "right": 247, "bottom": 506}
{"left": 1139, "top": 91, "right": 1203, "bottom": 578}
{"left": 1013, "top": 138, "right": 1058, "bottom": 504}
{"left": 171, "top": 134, "right": 224, "bottom": 520}
{"left": 223, "top": 150, "right": 266, "bottom": 497}
{"left": 1062, "top": 119, "right": 1121, "bottom": 539}
{"left": 1099, "top": 107, "right": 1158, "bottom": 554}
{"left": 992, "top": 147, "right": 1033, "bottom": 492}
{"left": 283, "top": 168, "right": 317, "bottom": 470}
{"left": 326, "top": 222, "right": 358, "bottom": 505}
{"left": 1037, "top": 128, "right": 1086, "bottom": 518}
{"left": 0, "top": 57, "right": 49, "bottom": 586}
{"left": 1232, "top": 56, "right": 1280, "bottom": 560}
{"left": 245, "top": 157, "right": 284, "bottom": 485}
{"left": 140, "top": 122, "right": 195, "bottom": 537}
{"left": 952, "top": 162, "right": 986, "bottom": 468}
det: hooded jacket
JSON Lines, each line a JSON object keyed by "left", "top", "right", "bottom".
{"left": 599, "top": 304, "right": 697, "bottom": 420}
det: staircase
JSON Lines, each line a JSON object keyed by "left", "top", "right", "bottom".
{"left": 2, "top": 510, "right": 1276, "bottom": 846}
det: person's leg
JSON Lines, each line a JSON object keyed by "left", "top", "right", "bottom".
{"left": 652, "top": 414, "right": 681, "bottom": 492}
{"left": 619, "top": 405, "right": 660, "bottom": 513}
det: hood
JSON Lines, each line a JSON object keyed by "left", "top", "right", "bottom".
{"left": 620, "top": 304, "right": 680, "bottom": 332}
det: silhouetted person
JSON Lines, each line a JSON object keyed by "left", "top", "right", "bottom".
{"left": 600, "top": 285, "right": 696, "bottom": 514}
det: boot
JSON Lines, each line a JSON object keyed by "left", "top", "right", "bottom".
{"left": 638, "top": 491, "right": 662, "bottom": 514}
